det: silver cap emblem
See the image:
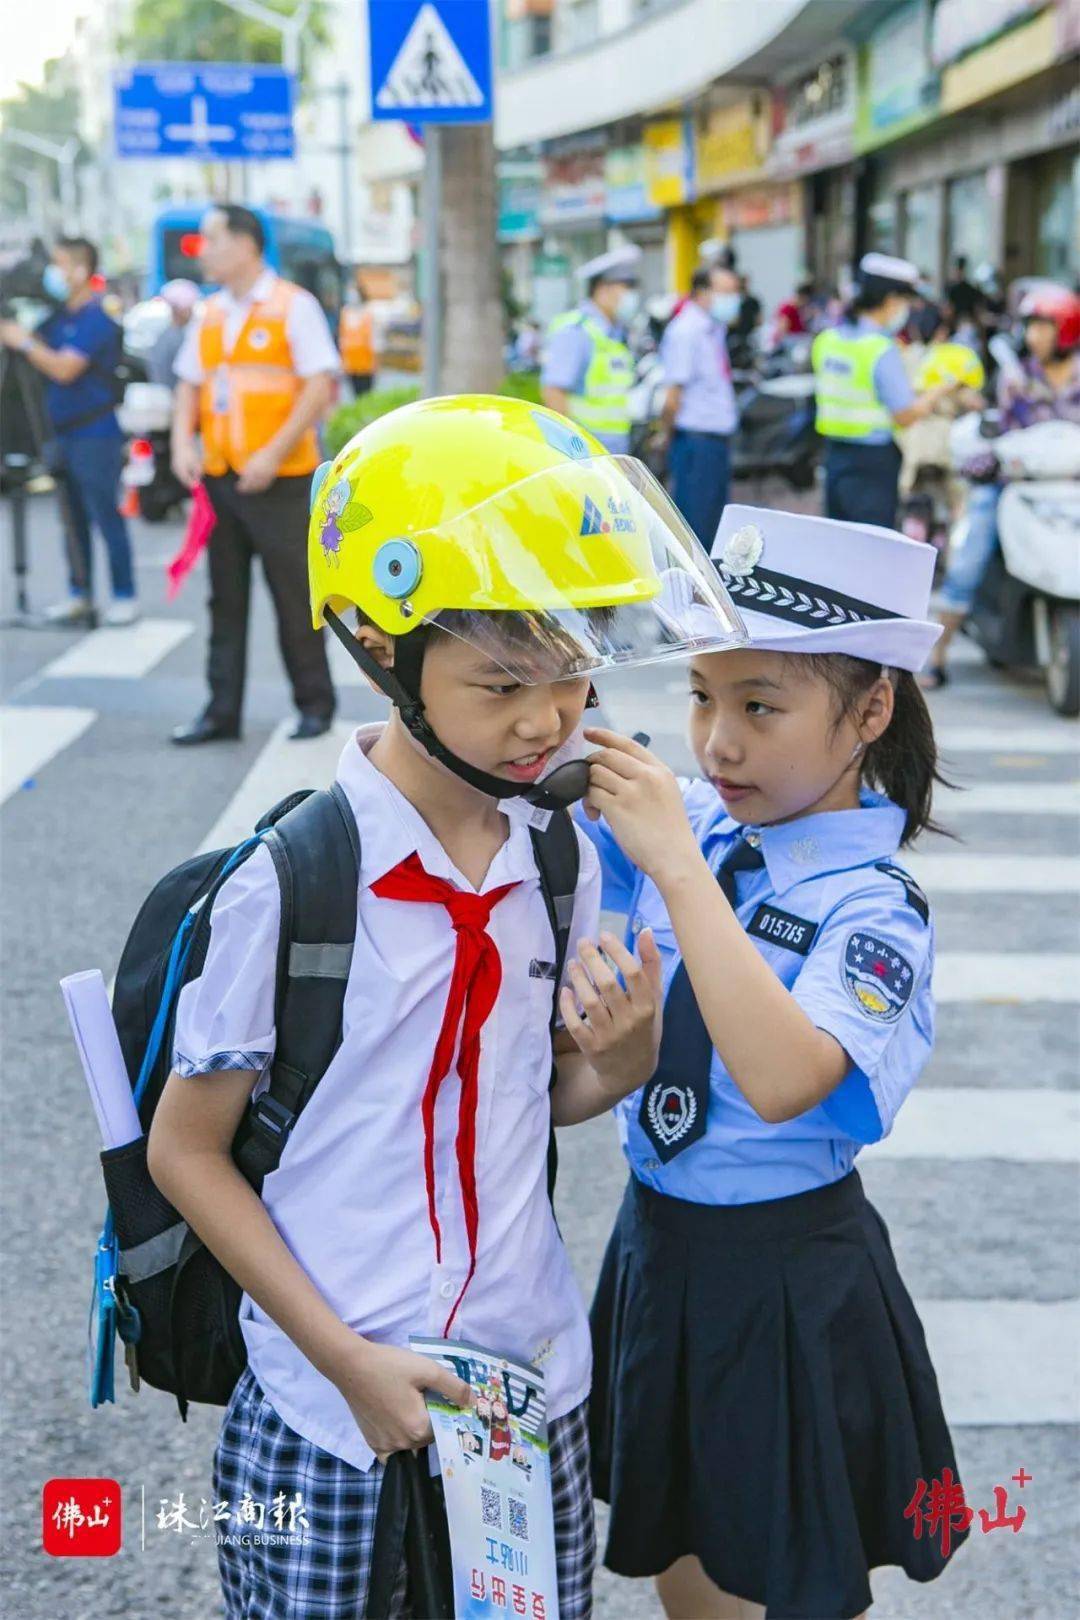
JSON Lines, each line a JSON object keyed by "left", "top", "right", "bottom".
{"left": 719, "top": 523, "right": 764, "bottom": 576}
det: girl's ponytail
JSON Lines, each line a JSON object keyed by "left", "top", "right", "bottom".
{"left": 863, "top": 669, "right": 948, "bottom": 844}
{"left": 791, "top": 654, "right": 952, "bottom": 846}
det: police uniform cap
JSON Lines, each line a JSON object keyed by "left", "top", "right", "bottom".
{"left": 577, "top": 245, "right": 642, "bottom": 287}
{"left": 857, "top": 253, "right": 920, "bottom": 297}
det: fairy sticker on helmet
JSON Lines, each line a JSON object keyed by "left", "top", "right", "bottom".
{"left": 319, "top": 478, "right": 372, "bottom": 567}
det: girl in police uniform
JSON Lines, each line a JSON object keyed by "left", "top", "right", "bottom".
{"left": 571, "top": 507, "right": 966, "bottom": 1618}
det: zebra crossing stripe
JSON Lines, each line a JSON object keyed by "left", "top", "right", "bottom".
{"left": 198, "top": 719, "right": 356, "bottom": 852}
{"left": 42, "top": 618, "right": 193, "bottom": 681}
{"left": 939, "top": 782, "right": 1079, "bottom": 815}
{"left": 934, "top": 953, "right": 1078, "bottom": 1003}
{"left": 907, "top": 854, "right": 1080, "bottom": 893}
{"left": 867, "top": 1088, "right": 1079, "bottom": 1163}
{"left": 0, "top": 706, "right": 97, "bottom": 806}
{"left": 918, "top": 1299, "right": 1080, "bottom": 1426}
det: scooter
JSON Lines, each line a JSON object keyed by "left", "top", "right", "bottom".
{"left": 731, "top": 338, "right": 818, "bottom": 493}
{"left": 117, "top": 382, "right": 187, "bottom": 523}
{"left": 950, "top": 412, "right": 1080, "bottom": 716}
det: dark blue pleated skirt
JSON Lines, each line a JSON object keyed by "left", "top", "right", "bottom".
{"left": 589, "top": 1171, "right": 967, "bottom": 1619}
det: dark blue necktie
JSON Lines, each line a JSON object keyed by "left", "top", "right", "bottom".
{"left": 638, "top": 836, "right": 766, "bottom": 1163}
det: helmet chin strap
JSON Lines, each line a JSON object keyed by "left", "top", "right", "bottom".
{"left": 323, "top": 608, "right": 591, "bottom": 810}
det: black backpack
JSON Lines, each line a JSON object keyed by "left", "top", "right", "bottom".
{"left": 95, "top": 785, "right": 580, "bottom": 1421}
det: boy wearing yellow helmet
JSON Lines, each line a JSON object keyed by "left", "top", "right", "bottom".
{"left": 151, "top": 394, "right": 743, "bottom": 1619}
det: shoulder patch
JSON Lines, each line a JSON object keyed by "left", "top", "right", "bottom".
{"left": 874, "top": 860, "right": 930, "bottom": 925}
{"left": 842, "top": 933, "right": 915, "bottom": 1023}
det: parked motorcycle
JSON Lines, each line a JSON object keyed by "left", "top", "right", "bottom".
{"left": 731, "top": 338, "right": 818, "bottom": 493}
{"left": 951, "top": 412, "right": 1080, "bottom": 716}
{"left": 628, "top": 338, "right": 819, "bottom": 493}
{"left": 117, "top": 382, "right": 187, "bottom": 523}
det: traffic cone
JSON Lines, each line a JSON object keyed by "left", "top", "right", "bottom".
{"left": 119, "top": 485, "right": 140, "bottom": 518}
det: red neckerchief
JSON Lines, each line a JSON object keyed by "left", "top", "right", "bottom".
{"left": 371, "top": 853, "right": 518, "bottom": 1334}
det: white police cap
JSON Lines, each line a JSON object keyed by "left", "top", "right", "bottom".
{"left": 857, "top": 253, "right": 920, "bottom": 290}
{"left": 710, "top": 505, "right": 942, "bottom": 671}
{"left": 577, "top": 245, "right": 642, "bottom": 286}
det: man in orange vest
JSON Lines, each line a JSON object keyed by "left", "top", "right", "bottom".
{"left": 170, "top": 204, "right": 339, "bottom": 743}
{"left": 338, "top": 292, "right": 376, "bottom": 395}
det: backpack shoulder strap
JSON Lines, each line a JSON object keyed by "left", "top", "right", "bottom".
{"left": 233, "top": 783, "right": 360, "bottom": 1189}
{"left": 529, "top": 810, "right": 580, "bottom": 1015}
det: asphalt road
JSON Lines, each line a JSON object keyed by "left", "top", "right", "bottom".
{"left": 1, "top": 488, "right": 1077, "bottom": 1619}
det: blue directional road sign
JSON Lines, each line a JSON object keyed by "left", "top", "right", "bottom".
{"left": 114, "top": 63, "right": 296, "bottom": 161}
{"left": 368, "top": 1, "right": 493, "bottom": 124}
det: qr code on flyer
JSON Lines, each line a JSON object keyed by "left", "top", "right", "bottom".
{"left": 481, "top": 1486, "right": 502, "bottom": 1530}
{"left": 508, "top": 1497, "right": 529, "bottom": 1541}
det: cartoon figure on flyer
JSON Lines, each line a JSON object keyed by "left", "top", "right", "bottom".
{"left": 318, "top": 478, "right": 372, "bottom": 567}
{"left": 456, "top": 1421, "right": 484, "bottom": 1462}
{"left": 488, "top": 1395, "right": 512, "bottom": 1462}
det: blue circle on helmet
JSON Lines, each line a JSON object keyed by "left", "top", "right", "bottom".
{"left": 373, "top": 539, "right": 423, "bottom": 599}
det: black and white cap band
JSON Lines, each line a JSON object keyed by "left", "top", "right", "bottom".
{"left": 719, "top": 563, "right": 898, "bottom": 630}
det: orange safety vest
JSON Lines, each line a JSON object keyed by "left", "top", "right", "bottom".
{"left": 197, "top": 278, "right": 320, "bottom": 478}
{"left": 339, "top": 305, "right": 375, "bottom": 376}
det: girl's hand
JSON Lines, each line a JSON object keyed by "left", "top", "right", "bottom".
{"left": 584, "top": 727, "right": 700, "bottom": 882}
{"left": 560, "top": 928, "right": 664, "bottom": 1096}
{"left": 331, "top": 1337, "right": 473, "bottom": 1462}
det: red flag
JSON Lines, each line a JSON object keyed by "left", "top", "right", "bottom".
{"left": 166, "top": 483, "right": 216, "bottom": 599}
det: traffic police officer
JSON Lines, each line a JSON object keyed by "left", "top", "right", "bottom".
{"left": 541, "top": 245, "right": 641, "bottom": 453}
{"left": 812, "top": 253, "right": 955, "bottom": 528}
{"left": 171, "top": 204, "right": 339, "bottom": 744}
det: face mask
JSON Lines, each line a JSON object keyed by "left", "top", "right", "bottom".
{"left": 711, "top": 292, "right": 741, "bottom": 325}
{"left": 616, "top": 289, "right": 640, "bottom": 325}
{"left": 884, "top": 301, "right": 911, "bottom": 335}
{"left": 43, "top": 264, "right": 70, "bottom": 300}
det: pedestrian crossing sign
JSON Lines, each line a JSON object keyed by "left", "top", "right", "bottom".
{"left": 368, "top": 0, "right": 493, "bottom": 124}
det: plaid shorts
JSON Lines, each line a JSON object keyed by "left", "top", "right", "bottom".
{"left": 213, "top": 1363, "right": 595, "bottom": 1619}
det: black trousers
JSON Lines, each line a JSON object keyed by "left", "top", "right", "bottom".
{"left": 203, "top": 472, "right": 335, "bottom": 729}
{"left": 823, "top": 439, "right": 902, "bottom": 529}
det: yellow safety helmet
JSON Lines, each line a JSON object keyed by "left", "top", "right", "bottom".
{"left": 307, "top": 394, "right": 744, "bottom": 803}
{"left": 309, "top": 393, "right": 740, "bottom": 670}
{"left": 915, "top": 341, "right": 985, "bottom": 394}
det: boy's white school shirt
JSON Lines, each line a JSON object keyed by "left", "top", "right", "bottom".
{"left": 172, "top": 724, "right": 602, "bottom": 1471}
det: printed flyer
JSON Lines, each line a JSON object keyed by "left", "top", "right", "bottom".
{"left": 411, "top": 1336, "right": 559, "bottom": 1620}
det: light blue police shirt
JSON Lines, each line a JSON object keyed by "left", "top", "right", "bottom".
{"left": 659, "top": 299, "right": 737, "bottom": 435}
{"left": 834, "top": 318, "right": 916, "bottom": 445}
{"left": 576, "top": 781, "right": 935, "bottom": 1206}
{"left": 540, "top": 300, "right": 631, "bottom": 454}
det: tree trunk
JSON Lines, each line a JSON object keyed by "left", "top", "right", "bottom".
{"left": 436, "top": 123, "right": 503, "bottom": 394}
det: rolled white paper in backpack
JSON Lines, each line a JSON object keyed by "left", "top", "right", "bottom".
{"left": 60, "top": 970, "right": 142, "bottom": 1150}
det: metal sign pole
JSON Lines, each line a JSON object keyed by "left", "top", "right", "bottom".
{"left": 422, "top": 124, "right": 443, "bottom": 398}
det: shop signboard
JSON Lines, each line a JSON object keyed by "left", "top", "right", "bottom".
{"left": 770, "top": 54, "right": 855, "bottom": 181}
{"left": 539, "top": 141, "right": 606, "bottom": 224}
{"left": 498, "top": 161, "right": 543, "bottom": 241}
{"left": 605, "top": 145, "right": 662, "bottom": 223}
{"left": 768, "top": 124, "right": 855, "bottom": 181}
{"left": 940, "top": 4, "right": 1060, "bottom": 112}
{"left": 694, "top": 99, "right": 767, "bottom": 194}
{"left": 721, "top": 182, "right": 799, "bottom": 233}
{"left": 930, "top": 0, "right": 1041, "bottom": 66}
{"left": 644, "top": 120, "right": 694, "bottom": 208}
{"left": 855, "top": 0, "right": 939, "bottom": 153}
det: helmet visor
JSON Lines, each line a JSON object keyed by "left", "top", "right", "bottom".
{"left": 422, "top": 455, "right": 746, "bottom": 683}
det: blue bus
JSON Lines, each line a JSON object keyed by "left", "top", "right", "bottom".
{"left": 148, "top": 205, "right": 344, "bottom": 323}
